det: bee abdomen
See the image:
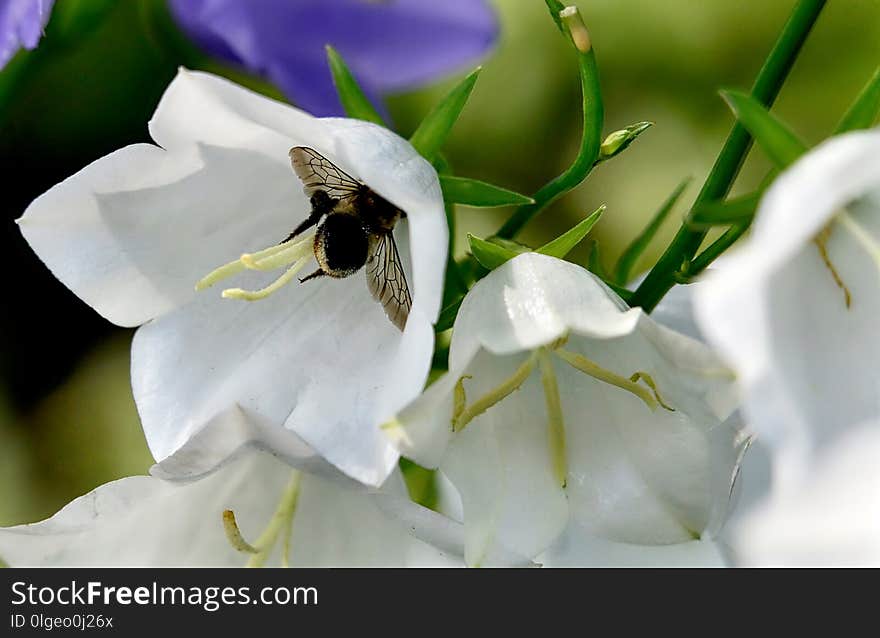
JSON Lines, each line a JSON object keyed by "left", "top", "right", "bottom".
{"left": 314, "top": 213, "right": 369, "bottom": 278}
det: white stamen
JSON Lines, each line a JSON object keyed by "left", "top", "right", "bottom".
{"left": 221, "top": 471, "right": 302, "bottom": 568}
{"left": 222, "top": 256, "right": 310, "bottom": 301}
{"left": 195, "top": 232, "right": 315, "bottom": 296}
{"left": 837, "top": 210, "right": 880, "bottom": 275}
{"left": 453, "top": 353, "right": 538, "bottom": 432}
{"left": 553, "top": 348, "right": 668, "bottom": 411}
{"left": 222, "top": 510, "right": 260, "bottom": 554}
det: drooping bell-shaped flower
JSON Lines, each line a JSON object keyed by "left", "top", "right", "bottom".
{"left": 385, "top": 252, "right": 744, "bottom": 566}
{"left": 168, "top": 0, "right": 499, "bottom": 116}
{"left": 694, "top": 131, "right": 880, "bottom": 478}
{"left": 18, "top": 68, "right": 448, "bottom": 487}
{"left": 692, "top": 131, "right": 880, "bottom": 565}
{"left": 0, "top": 405, "right": 532, "bottom": 567}
{"left": 0, "top": 0, "right": 53, "bottom": 68}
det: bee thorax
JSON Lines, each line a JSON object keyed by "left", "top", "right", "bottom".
{"left": 357, "top": 189, "right": 403, "bottom": 233}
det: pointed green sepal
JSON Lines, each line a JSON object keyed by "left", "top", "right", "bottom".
{"left": 836, "top": 66, "right": 880, "bottom": 133}
{"left": 613, "top": 178, "right": 690, "bottom": 284}
{"left": 596, "top": 122, "right": 653, "bottom": 164}
{"left": 488, "top": 236, "right": 533, "bottom": 254}
{"left": 587, "top": 241, "right": 609, "bottom": 280}
{"left": 440, "top": 175, "right": 534, "bottom": 207}
{"left": 721, "top": 89, "right": 808, "bottom": 169}
{"left": 435, "top": 296, "right": 465, "bottom": 333}
{"left": 537, "top": 205, "right": 606, "bottom": 259}
{"left": 688, "top": 190, "right": 763, "bottom": 229}
{"left": 409, "top": 68, "right": 481, "bottom": 162}
{"left": 326, "top": 45, "right": 386, "bottom": 126}
{"left": 467, "top": 234, "right": 529, "bottom": 271}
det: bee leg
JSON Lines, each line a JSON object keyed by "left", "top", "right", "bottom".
{"left": 299, "top": 268, "right": 326, "bottom": 283}
{"left": 280, "top": 212, "right": 322, "bottom": 244}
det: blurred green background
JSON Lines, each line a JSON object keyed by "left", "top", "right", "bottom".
{"left": 1, "top": 0, "right": 878, "bottom": 526}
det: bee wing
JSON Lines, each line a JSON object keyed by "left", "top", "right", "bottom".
{"left": 366, "top": 231, "right": 412, "bottom": 331}
{"left": 289, "top": 146, "right": 362, "bottom": 201}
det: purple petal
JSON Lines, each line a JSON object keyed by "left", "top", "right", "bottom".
{"left": 168, "top": 0, "right": 498, "bottom": 115}
{"left": 0, "top": 0, "right": 54, "bottom": 68}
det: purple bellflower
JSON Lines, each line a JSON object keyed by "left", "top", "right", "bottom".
{"left": 168, "top": 0, "right": 498, "bottom": 115}
{"left": 0, "top": 0, "right": 54, "bottom": 68}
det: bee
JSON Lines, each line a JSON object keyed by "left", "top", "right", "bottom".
{"left": 286, "top": 146, "right": 412, "bottom": 331}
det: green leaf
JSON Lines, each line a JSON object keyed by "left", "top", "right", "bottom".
{"left": 613, "top": 178, "right": 690, "bottom": 284}
{"left": 537, "top": 205, "right": 606, "bottom": 258}
{"left": 440, "top": 175, "right": 534, "bottom": 207}
{"left": 836, "top": 66, "right": 880, "bottom": 133}
{"left": 543, "top": 0, "right": 567, "bottom": 33}
{"left": 409, "top": 68, "right": 481, "bottom": 162}
{"left": 326, "top": 46, "right": 386, "bottom": 126}
{"left": 435, "top": 296, "right": 465, "bottom": 333}
{"left": 596, "top": 122, "right": 653, "bottom": 164}
{"left": 721, "top": 89, "right": 808, "bottom": 168}
{"left": 688, "top": 190, "right": 763, "bottom": 228}
{"left": 467, "top": 234, "right": 522, "bottom": 271}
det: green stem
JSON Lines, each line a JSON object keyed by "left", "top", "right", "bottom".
{"left": 686, "top": 222, "right": 752, "bottom": 279}
{"left": 496, "top": 32, "right": 603, "bottom": 239}
{"left": 629, "top": 0, "right": 827, "bottom": 311}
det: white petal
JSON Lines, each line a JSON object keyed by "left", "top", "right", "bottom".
{"left": 0, "top": 448, "right": 462, "bottom": 567}
{"left": 732, "top": 422, "right": 880, "bottom": 566}
{"left": 449, "top": 253, "right": 639, "bottom": 365}
{"left": 719, "top": 433, "right": 773, "bottom": 541}
{"left": 440, "top": 350, "right": 570, "bottom": 565}
{"left": 19, "top": 71, "right": 325, "bottom": 327}
{"left": 643, "top": 274, "right": 704, "bottom": 342}
{"left": 371, "top": 483, "right": 532, "bottom": 568}
{"left": 148, "top": 404, "right": 352, "bottom": 484}
{"left": 694, "top": 131, "right": 880, "bottom": 472}
{"left": 384, "top": 365, "right": 460, "bottom": 469}
{"left": 133, "top": 257, "right": 434, "bottom": 486}
{"left": 0, "top": 449, "right": 289, "bottom": 566}
{"left": 287, "top": 471, "right": 461, "bottom": 567}
{"left": 538, "top": 522, "right": 728, "bottom": 567}
{"left": 559, "top": 329, "right": 737, "bottom": 544}
{"left": 631, "top": 274, "right": 756, "bottom": 540}
{"left": 149, "top": 69, "right": 332, "bottom": 157}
